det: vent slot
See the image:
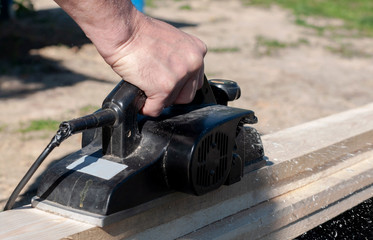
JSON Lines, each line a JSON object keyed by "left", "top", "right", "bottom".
{"left": 195, "top": 131, "right": 229, "bottom": 188}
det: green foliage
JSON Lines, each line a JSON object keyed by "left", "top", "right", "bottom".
{"left": 254, "top": 36, "right": 287, "bottom": 56}
{"left": 256, "top": 36, "right": 287, "bottom": 48}
{"left": 145, "top": 0, "right": 157, "bottom": 8}
{"left": 209, "top": 47, "right": 241, "bottom": 53}
{"left": 243, "top": 0, "right": 373, "bottom": 36}
{"left": 326, "top": 43, "right": 371, "bottom": 58}
{"left": 179, "top": 4, "right": 192, "bottom": 10}
{"left": 79, "top": 105, "right": 100, "bottom": 115}
{"left": 295, "top": 18, "right": 325, "bottom": 36}
{"left": 0, "top": 124, "right": 7, "bottom": 132}
{"left": 20, "top": 119, "right": 60, "bottom": 133}
{"left": 254, "top": 36, "right": 309, "bottom": 56}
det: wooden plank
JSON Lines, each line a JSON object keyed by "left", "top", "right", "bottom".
{"left": 265, "top": 185, "right": 373, "bottom": 240}
{"left": 0, "top": 102, "right": 372, "bottom": 240}
{"left": 0, "top": 206, "right": 93, "bottom": 240}
{"left": 181, "top": 151, "right": 373, "bottom": 240}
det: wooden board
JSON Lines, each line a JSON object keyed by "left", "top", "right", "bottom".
{"left": 0, "top": 206, "right": 93, "bottom": 240}
{"left": 1, "top": 102, "right": 373, "bottom": 240}
{"left": 182, "top": 152, "right": 373, "bottom": 240}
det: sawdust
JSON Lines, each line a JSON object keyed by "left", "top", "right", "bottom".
{"left": 1, "top": 0, "right": 373, "bottom": 209}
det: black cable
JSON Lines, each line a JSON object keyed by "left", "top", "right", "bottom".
{"left": 3, "top": 109, "right": 117, "bottom": 211}
{"left": 3, "top": 125, "right": 71, "bottom": 211}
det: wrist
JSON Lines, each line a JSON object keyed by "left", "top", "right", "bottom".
{"left": 84, "top": 5, "right": 143, "bottom": 59}
{"left": 55, "top": 0, "right": 143, "bottom": 59}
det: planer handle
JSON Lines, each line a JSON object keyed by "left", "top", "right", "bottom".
{"left": 99, "top": 75, "right": 217, "bottom": 158}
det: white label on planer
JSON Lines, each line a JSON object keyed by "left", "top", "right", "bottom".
{"left": 66, "top": 155, "right": 128, "bottom": 180}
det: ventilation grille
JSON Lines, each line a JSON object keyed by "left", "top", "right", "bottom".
{"left": 195, "top": 132, "right": 229, "bottom": 188}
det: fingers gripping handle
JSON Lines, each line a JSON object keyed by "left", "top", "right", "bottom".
{"left": 191, "top": 75, "right": 217, "bottom": 105}
{"left": 100, "top": 77, "right": 215, "bottom": 158}
{"left": 94, "top": 77, "right": 214, "bottom": 159}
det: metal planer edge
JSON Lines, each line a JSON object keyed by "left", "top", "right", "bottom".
{"left": 31, "top": 77, "right": 266, "bottom": 226}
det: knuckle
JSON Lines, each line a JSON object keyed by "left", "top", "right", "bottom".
{"left": 185, "top": 51, "right": 203, "bottom": 72}
{"left": 200, "top": 41, "right": 208, "bottom": 56}
{"left": 192, "top": 36, "right": 208, "bottom": 55}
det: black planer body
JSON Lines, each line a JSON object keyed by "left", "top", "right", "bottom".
{"left": 32, "top": 78, "right": 265, "bottom": 222}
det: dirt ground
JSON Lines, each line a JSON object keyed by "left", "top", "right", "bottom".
{"left": 1, "top": 0, "right": 373, "bottom": 211}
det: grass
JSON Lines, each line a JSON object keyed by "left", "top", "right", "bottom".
{"left": 20, "top": 119, "right": 60, "bottom": 133}
{"left": 254, "top": 36, "right": 309, "bottom": 56}
{"left": 326, "top": 43, "right": 371, "bottom": 58}
{"left": 209, "top": 47, "right": 241, "bottom": 53}
{"left": 79, "top": 105, "right": 100, "bottom": 115}
{"left": 0, "top": 124, "right": 7, "bottom": 133}
{"left": 145, "top": 0, "right": 157, "bottom": 8}
{"left": 243, "top": 0, "right": 373, "bottom": 37}
{"left": 17, "top": 106, "right": 100, "bottom": 134}
{"left": 295, "top": 18, "right": 326, "bottom": 36}
{"left": 254, "top": 36, "right": 287, "bottom": 56}
{"left": 179, "top": 4, "right": 192, "bottom": 10}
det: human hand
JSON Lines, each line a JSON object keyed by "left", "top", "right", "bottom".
{"left": 100, "top": 13, "right": 207, "bottom": 117}
{"left": 53, "top": 0, "right": 207, "bottom": 116}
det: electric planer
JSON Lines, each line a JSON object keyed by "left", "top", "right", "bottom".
{"left": 6, "top": 76, "right": 265, "bottom": 226}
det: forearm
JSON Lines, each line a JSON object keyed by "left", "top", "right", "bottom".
{"left": 54, "top": 0, "right": 140, "bottom": 58}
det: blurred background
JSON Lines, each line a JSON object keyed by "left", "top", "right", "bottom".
{"left": 1, "top": 0, "right": 373, "bottom": 238}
